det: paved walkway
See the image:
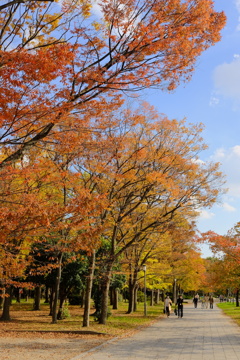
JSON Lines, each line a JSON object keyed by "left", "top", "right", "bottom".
{"left": 73, "top": 304, "right": 240, "bottom": 360}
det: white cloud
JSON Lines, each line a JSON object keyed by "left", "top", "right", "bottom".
{"left": 232, "top": 145, "right": 240, "bottom": 157}
{"left": 211, "top": 145, "right": 240, "bottom": 198}
{"left": 191, "top": 158, "right": 205, "bottom": 165}
{"left": 199, "top": 210, "right": 215, "bottom": 220}
{"left": 213, "top": 58, "right": 240, "bottom": 101}
{"left": 213, "top": 147, "right": 225, "bottom": 159}
{"left": 221, "top": 202, "right": 236, "bottom": 212}
{"left": 91, "top": 0, "right": 103, "bottom": 18}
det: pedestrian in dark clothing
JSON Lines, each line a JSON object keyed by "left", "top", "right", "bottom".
{"left": 193, "top": 293, "right": 199, "bottom": 308}
{"left": 176, "top": 295, "right": 184, "bottom": 318}
{"left": 209, "top": 296, "right": 214, "bottom": 309}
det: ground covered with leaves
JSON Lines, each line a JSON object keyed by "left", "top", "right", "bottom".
{"left": 0, "top": 301, "right": 164, "bottom": 360}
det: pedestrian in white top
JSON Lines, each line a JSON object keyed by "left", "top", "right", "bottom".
{"left": 164, "top": 296, "right": 172, "bottom": 317}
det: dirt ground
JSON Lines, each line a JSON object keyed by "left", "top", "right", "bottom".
{"left": 0, "top": 302, "right": 156, "bottom": 359}
{"left": 0, "top": 306, "right": 114, "bottom": 360}
{"left": 0, "top": 331, "right": 112, "bottom": 360}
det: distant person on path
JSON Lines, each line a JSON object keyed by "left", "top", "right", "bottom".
{"left": 193, "top": 293, "right": 199, "bottom": 308}
{"left": 164, "top": 296, "right": 172, "bottom": 317}
{"left": 176, "top": 295, "right": 184, "bottom": 318}
{"left": 204, "top": 295, "right": 209, "bottom": 308}
{"left": 209, "top": 296, "right": 214, "bottom": 309}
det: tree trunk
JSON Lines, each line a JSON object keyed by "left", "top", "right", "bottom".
{"left": 83, "top": 250, "right": 95, "bottom": 327}
{"left": 150, "top": 289, "right": 154, "bottom": 306}
{"left": 15, "top": 288, "right": 21, "bottom": 303}
{"left": 98, "top": 268, "right": 111, "bottom": 325}
{"left": 155, "top": 289, "right": 160, "bottom": 304}
{"left": 127, "top": 268, "right": 139, "bottom": 313}
{"left": 44, "top": 286, "right": 49, "bottom": 303}
{"left": 127, "top": 274, "right": 135, "bottom": 314}
{"left": 0, "top": 286, "right": 5, "bottom": 310}
{"left": 133, "top": 284, "right": 138, "bottom": 312}
{"left": 51, "top": 253, "right": 63, "bottom": 324}
{"left": 80, "top": 288, "right": 85, "bottom": 308}
{"left": 49, "top": 286, "right": 54, "bottom": 316}
{"left": 57, "top": 296, "right": 66, "bottom": 320}
{"left": 112, "top": 288, "right": 118, "bottom": 310}
{"left": 0, "top": 287, "right": 12, "bottom": 321}
{"left": 33, "top": 286, "right": 41, "bottom": 310}
{"left": 109, "top": 287, "right": 113, "bottom": 306}
{"left": 236, "top": 289, "right": 239, "bottom": 307}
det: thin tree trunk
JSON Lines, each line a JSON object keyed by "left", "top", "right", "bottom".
{"left": 49, "top": 286, "right": 54, "bottom": 316}
{"left": 127, "top": 273, "right": 134, "bottom": 314}
{"left": 80, "top": 288, "right": 85, "bottom": 308}
{"left": 109, "top": 287, "right": 113, "bottom": 306}
{"left": 51, "top": 253, "right": 63, "bottom": 324}
{"left": 133, "top": 284, "right": 138, "bottom": 312}
{"left": 236, "top": 289, "right": 239, "bottom": 307}
{"left": 150, "top": 289, "right": 154, "bottom": 306}
{"left": 83, "top": 250, "right": 95, "bottom": 327}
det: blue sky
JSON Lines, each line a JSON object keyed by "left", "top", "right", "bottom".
{"left": 141, "top": 0, "right": 240, "bottom": 245}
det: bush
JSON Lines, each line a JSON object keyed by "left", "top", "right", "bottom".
{"left": 137, "top": 291, "right": 145, "bottom": 303}
{"left": 94, "top": 308, "right": 112, "bottom": 322}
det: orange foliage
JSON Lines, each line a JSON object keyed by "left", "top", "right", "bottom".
{"left": 0, "top": 0, "right": 226, "bottom": 167}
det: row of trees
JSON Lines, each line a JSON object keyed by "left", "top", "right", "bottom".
{"left": 0, "top": 0, "right": 226, "bottom": 325}
{"left": 201, "top": 224, "right": 240, "bottom": 306}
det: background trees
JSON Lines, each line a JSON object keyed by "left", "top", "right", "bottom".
{"left": 0, "top": 0, "right": 227, "bottom": 324}
{"left": 202, "top": 225, "right": 240, "bottom": 305}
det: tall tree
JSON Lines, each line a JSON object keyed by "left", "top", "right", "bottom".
{"left": 75, "top": 104, "right": 225, "bottom": 324}
{"left": 0, "top": 0, "right": 225, "bottom": 167}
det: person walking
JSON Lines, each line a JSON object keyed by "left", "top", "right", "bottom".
{"left": 164, "top": 296, "right": 172, "bottom": 317}
{"left": 209, "top": 296, "right": 214, "bottom": 309}
{"left": 204, "top": 294, "right": 209, "bottom": 309}
{"left": 193, "top": 293, "right": 199, "bottom": 308}
{"left": 176, "top": 295, "right": 184, "bottom": 318}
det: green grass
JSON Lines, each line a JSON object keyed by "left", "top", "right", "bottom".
{"left": 217, "top": 302, "right": 240, "bottom": 327}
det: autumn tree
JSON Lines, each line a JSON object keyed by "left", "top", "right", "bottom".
{"left": 123, "top": 231, "right": 172, "bottom": 313}
{"left": 73, "top": 103, "right": 225, "bottom": 324}
{"left": 202, "top": 226, "right": 240, "bottom": 304}
{"left": 0, "top": 0, "right": 226, "bottom": 322}
{"left": 0, "top": 0, "right": 226, "bottom": 167}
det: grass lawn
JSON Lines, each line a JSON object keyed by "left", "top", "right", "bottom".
{"left": 217, "top": 302, "right": 240, "bottom": 327}
{"left": 0, "top": 300, "right": 165, "bottom": 338}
